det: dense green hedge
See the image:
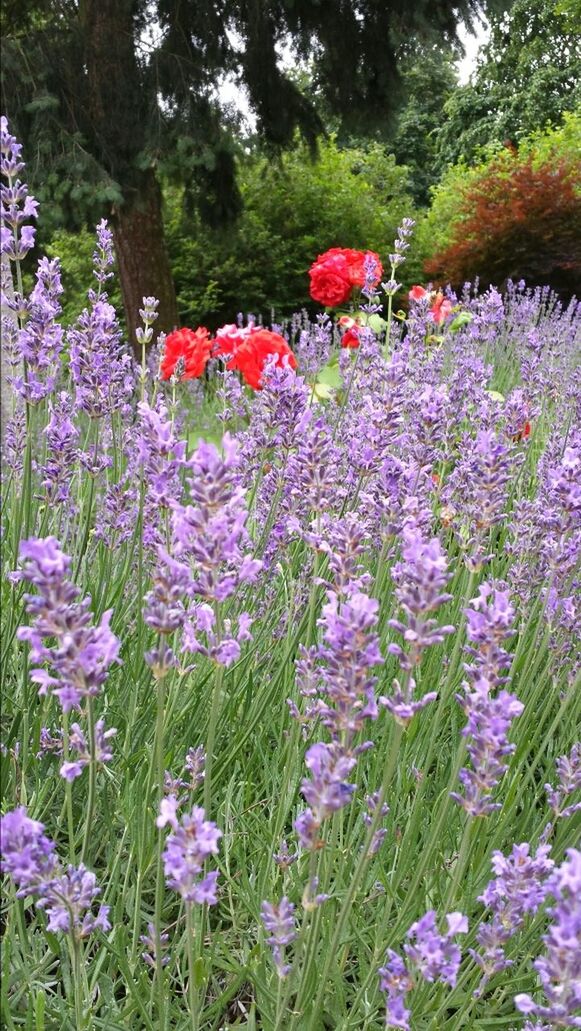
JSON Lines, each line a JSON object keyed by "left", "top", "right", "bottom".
{"left": 166, "top": 136, "right": 420, "bottom": 328}
{"left": 43, "top": 136, "right": 420, "bottom": 329}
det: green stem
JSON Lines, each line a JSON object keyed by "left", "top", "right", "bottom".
{"left": 308, "top": 722, "right": 404, "bottom": 1027}
{"left": 444, "top": 816, "right": 474, "bottom": 912}
{"left": 203, "top": 607, "right": 225, "bottom": 814}
{"left": 62, "top": 714, "right": 76, "bottom": 862}
{"left": 71, "top": 936, "right": 86, "bottom": 1029}
{"left": 154, "top": 665, "right": 167, "bottom": 1029}
{"left": 80, "top": 697, "right": 97, "bottom": 864}
{"left": 186, "top": 903, "right": 200, "bottom": 1031}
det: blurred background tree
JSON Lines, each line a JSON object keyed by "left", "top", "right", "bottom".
{"left": 2, "top": 0, "right": 506, "bottom": 340}
{"left": 434, "top": 0, "right": 581, "bottom": 168}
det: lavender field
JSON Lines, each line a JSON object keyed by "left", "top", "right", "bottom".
{"left": 1, "top": 115, "right": 580, "bottom": 1031}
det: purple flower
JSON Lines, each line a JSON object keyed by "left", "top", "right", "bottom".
{"left": 140, "top": 922, "right": 170, "bottom": 969}
{"left": 0, "top": 807, "right": 57, "bottom": 896}
{"left": 443, "top": 430, "right": 519, "bottom": 569}
{"left": 40, "top": 393, "right": 80, "bottom": 504}
{"left": 92, "top": 219, "right": 115, "bottom": 289}
{"left": 294, "top": 743, "right": 357, "bottom": 850}
{"left": 388, "top": 529, "right": 455, "bottom": 666}
{"left": 377, "top": 949, "right": 413, "bottom": 1030}
{"left": 68, "top": 228, "right": 134, "bottom": 418}
{"left": 452, "top": 582, "right": 523, "bottom": 816}
{"left": 545, "top": 743, "right": 581, "bottom": 821}
{"left": 470, "top": 843, "right": 554, "bottom": 992}
{"left": 273, "top": 840, "right": 299, "bottom": 870}
{"left": 14, "top": 537, "right": 121, "bottom": 713}
{"left": 464, "top": 582, "right": 515, "bottom": 685}
{"left": 451, "top": 681, "right": 524, "bottom": 816}
{"left": 161, "top": 805, "right": 222, "bottom": 904}
{"left": 7, "top": 257, "right": 64, "bottom": 405}
{"left": 59, "top": 719, "right": 117, "bottom": 782}
{"left": 1, "top": 118, "right": 37, "bottom": 261}
{"left": 363, "top": 792, "right": 389, "bottom": 855}
{"left": 168, "top": 433, "right": 262, "bottom": 604}
{"left": 380, "top": 528, "right": 454, "bottom": 724}
{"left": 37, "top": 865, "right": 111, "bottom": 937}
{"left": 182, "top": 604, "right": 254, "bottom": 667}
{"left": 0, "top": 807, "right": 109, "bottom": 940}
{"left": 311, "top": 589, "right": 381, "bottom": 742}
{"left": 260, "top": 897, "right": 297, "bottom": 978}
{"left": 404, "top": 910, "right": 468, "bottom": 987}
{"left": 514, "top": 849, "right": 581, "bottom": 1028}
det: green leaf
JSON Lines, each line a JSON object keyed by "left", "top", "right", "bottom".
{"left": 193, "top": 956, "right": 207, "bottom": 989}
{"left": 316, "top": 363, "right": 343, "bottom": 389}
{"left": 449, "top": 312, "right": 473, "bottom": 333}
{"left": 309, "top": 382, "right": 334, "bottom": 402}
{"left": 367, "top": 313, "right": 388, "bottom": 333}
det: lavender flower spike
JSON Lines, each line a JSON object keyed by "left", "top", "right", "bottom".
{"left": 404, "top": 910, "right": 468, "bottom": 987}
{"left": 377, "top": 949, "right": 413, "bottom": 1030}
{"left": 0, "top": 807, "right": 110, "bottom": 940}
{"left": 14, "top": 537, "right": 121, "bottom": 713}
{"left": 514, "top": 848, "right": 581, "bottom": 1028}
{"left": 161, "top": 805, "right": 222, "bottom": 904}
{"left": 260, "top": 897, "right": 297, "bottom": 978}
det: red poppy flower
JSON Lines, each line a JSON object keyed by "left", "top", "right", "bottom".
{"left": 409, "top": 285, "right": 428, "bottom": 301}
{"left": 430, "top": 292, "right": 454, "bottom": 325}
{"left": 309, "top": 247, "right": 383, "bottom": 307}
{"left": 160, "top": 327, "right": 213, "bottom": 381}
{"left": 226, "top": 328, "right": 298, "bottom": 390}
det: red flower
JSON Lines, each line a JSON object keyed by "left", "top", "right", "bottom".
{"left": 512, "top": 421, "right": 532, "bottom": 443}
{"left": 309, "top": 247, "right": 383, "bottom": 307}
{"left": 409, "top": 285, "right": 428, "bottom": 301}
{"left": 212, "top": 323, "right": 254, "bottom": 359}
{"left": 160, "top": 327, "right": 213, "bottom": 381}
{"left": 309, "top": 252, "right": 353, "bottom": 307}
{"left": 430, "top": 292, "right": 454, "bottom": 325}
{"left": 226, "top": 328, "right": 298, "bottom": 390}
{"left": 338, "top": 315, "right": 361, "bottom": 349}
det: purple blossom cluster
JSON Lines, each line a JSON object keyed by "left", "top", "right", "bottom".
{"left": 451, "top": 582, "right": 523, "bottom": 816}
{"left": 378, "top": 911, "right": 468, "bottom": 1029}
{"left": 158, "top": 802, "right": 222, "bottom": 904}
{"left": 470, "top": 842, "right": 555, "bottom": 993}
{"left": 515, "top": 848, "right": 581, "bottom": 1028}
{"left": 1, "top": 115, "right": 37, "bottom": 261}
{"left": 443, "top": 429, "right": 519, "bottom": 570}
{"left": 381, "top": 528, "right": 455, "bottom": 724}
{"left": 260, "top": 897, "right": 297, "bottom": 978}
{"left": 0, "top": 807, "right": 110, "bottom": 939}
{"left": 14, "top": 536, "right": 121, "bottom": 714}
{"left": 168, "top": 433, "right": 262, "bottom": 603}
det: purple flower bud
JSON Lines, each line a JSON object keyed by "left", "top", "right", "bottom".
{"left": 260, "top": 897, "right": 297, "bottom": 978}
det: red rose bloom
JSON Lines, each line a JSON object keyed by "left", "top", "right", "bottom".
{"left": 309, "top": 252, "right": 353, "bottom": 307}
{"left": 212, "top": 323, "right": 253, "bottom": 359}
{"left": 308, "top": 247, "right": 383, "bottom": 307}
{"left": 160, "top": 327, "right": 213, "bottom": 381}
{"left": 226, "top": 329, "right": 298, "bottom": 390}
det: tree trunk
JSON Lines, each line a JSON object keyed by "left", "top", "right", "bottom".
{"left": 82, "top": 0, "right": 179, "bottom": 349}
{"left": 111, "top": 174, "right": 179, "bottom": 345}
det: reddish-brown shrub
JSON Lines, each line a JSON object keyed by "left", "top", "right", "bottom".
{"left": 425, "top": 148, "right": 581, "bottom": 297}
